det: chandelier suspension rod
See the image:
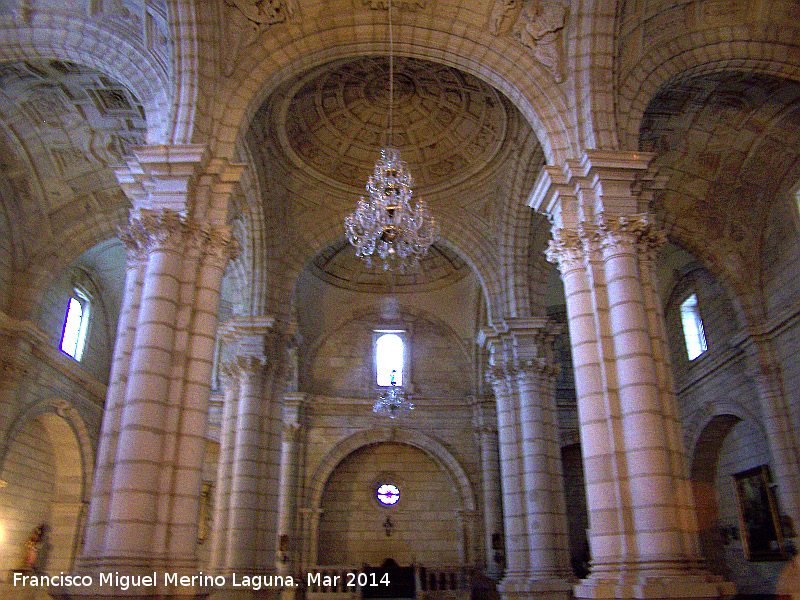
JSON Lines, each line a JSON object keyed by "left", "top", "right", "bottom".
{"left": 389, "top": 0, "right": 394, "bottom": 147}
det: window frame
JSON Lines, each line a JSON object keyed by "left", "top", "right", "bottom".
{"left": 372, "top": 329, "right": 408, "bottom": 389}
{"left": 679, "top": 292, "right": 708, "bottom": 361}
{"left": 60, "top": 286, "right": 92, "bottom": 361}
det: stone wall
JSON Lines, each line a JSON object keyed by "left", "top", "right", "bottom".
{"left": 318, "top": 442, "right": 461, "bottom": 566}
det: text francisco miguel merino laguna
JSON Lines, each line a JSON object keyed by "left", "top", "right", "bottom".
{"left": 13, "top": 570, "right": 391, "bottom": 592}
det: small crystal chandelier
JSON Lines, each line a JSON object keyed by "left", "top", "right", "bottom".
{"left": 344, "top": 0, "right": 438, "bottom": 271}
{"left": 373, "top": 371, "right": 414, "bottom": 419}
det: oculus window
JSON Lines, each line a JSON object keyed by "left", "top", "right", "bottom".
{"left": 680, "top": 293, "right": 707, "bottom": 360}
{"left": 375, "top": 331, "right": 405, "bottom": 387}
{"left": 60, "top": 288, "right": 91, "bottom": 360}
{"left": 376, "top": 483, "right": 400, "bottom": 506}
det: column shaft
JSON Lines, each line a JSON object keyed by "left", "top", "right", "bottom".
{"left": 601, "top": 232, "right": 686, "bottom": 564}
{"left": 490, "top": 372, "right": 529, "bottom": 576}
{"left": 82, "top": 251, "right": 145, "bottom": 560}
{"left": 517, "top": 368, "right": 571, "bottom": 577}
{"left": 226, "top": 357, "right": 265, "bottom": 571}
{"left": 209, "top": 375, "right": 239, "bottom": 571}
{"left": 105, "top": 229, "right": 185, "bottom": 562}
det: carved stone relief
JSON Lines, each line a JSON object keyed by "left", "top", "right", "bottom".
{"left": 490, "top": 0, "right": 568, "bottom": 82}
{"left": 220, "top": 0, "right": 299, "bottom": 76}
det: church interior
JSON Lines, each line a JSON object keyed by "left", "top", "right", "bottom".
{"left": 0, "top": 0, "right": 799, "bottom": 599}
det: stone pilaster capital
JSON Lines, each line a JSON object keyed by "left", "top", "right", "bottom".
{"left": 283, "top": 392, "right": 309, "bottom": 433}
{"left": 515, "top": 357, "right": 560, "bottom": 382}
{"left": 220, "top": 359, "right": 241, "bottom": 388}
{"left": 198, "top": 225, "right": 241, "bottom": 263}
{"left": 468, "top": 395, "right": 498, "bottom": 434}
{"left": 546, "top": 228, "right": 585, "bottom": 273}
{"left": 219, "top": 315, "right": 277, "bottom": 358}
{"left": 235, "top": 354, "right": 267, "bottom": 375}
{"left": 120, "top": 208, "right": 193, "bottom": 254}
{"left": 485, "top": 364, "right": 514, "bottom": 393}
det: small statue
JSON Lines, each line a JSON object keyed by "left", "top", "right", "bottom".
{"left": 23, "top": 523, "right": 51, "bottom": 573}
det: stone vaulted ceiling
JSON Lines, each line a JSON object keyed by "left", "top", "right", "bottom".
{"left": 0, "top": 60, "right": 146, "bottom": 261}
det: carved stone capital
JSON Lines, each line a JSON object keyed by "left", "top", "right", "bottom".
{"left": 515, "top": 357, "right": 559, "bottom": 381}
{"left": 597, "top": 213, "right": 665, "bottom": 262}
{"left": 220, "top": 360, "right": 241, "bottom": 388}
{"left": 121, "top": 209, "right": 193, "bottom": 255}
{"left": 235, "top": 354, "right": 267, "bottom": 375}
{"left": 546, "top": 228, "right": 584, "bottom": 273}
{"left": 199, "top": 226, "right": 241, "bottom": 263}
{"left": 469, "top": 395, "right": 498, "bottom": 434}
{"left": 283, "top": 392, "right": 309, "bottom": 432}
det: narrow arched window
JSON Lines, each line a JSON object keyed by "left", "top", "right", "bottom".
{"left": 375, "top": 331, "right": 404, "bottom": 387}
{"left": 60, "top": 288, "right": 91, "bottom": 360}
{"left": 680, "top": 293, "right": 707, "bottom": 360}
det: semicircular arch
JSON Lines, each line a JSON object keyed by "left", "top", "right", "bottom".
{"left": 0, "top": 15, "right": 172, "bottom": 143}
{"left": 201, "top": 15, "right": 575, "bottom": 166}
{"left": 619, "top": 27, "right": 800, "bottom": 150}
{"left": 306, "top": 428, "right": 476, "bottom": 516}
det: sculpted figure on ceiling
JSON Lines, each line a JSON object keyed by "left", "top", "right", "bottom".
{"left": 490, "top": 0, "right": 567, "bottom": 82}
{"left": 221, "top": 0, "right": 298, "bottom": 75}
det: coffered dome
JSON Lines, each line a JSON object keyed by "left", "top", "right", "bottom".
{"left": 276, "top": 56, "right": 509, "bottom": 193}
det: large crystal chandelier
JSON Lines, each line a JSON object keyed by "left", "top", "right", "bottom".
{"left": 373, "top": 373, "right": 414, "bottom": 419}
{"left": 344, "top": 0, "right": 438, "bottom": 271}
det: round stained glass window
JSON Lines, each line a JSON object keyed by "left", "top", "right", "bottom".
{"left": 376, "top": 483, "right": 400, "bottom": 506}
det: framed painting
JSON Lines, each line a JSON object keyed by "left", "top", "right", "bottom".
{"left": 734, "top": 465, "right": 788, "bottom": 561}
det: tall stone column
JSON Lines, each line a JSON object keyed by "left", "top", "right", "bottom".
{"left": 484, "top": 359, "right": 528, "bottom": 581}
{"left": 209, "top": 364, "right": 240, "bottom": 571}
{"left": 226, "top": 354, "right": 266, "bottom": 572}
{"left": 276, "top": 393, "right": 308, "bottom": 574}
{"left": 204, "top": 314, "right": 287, "bottom": 595}
{"left": 532, "top": 150, "right": 733, "bottom": 600}
{"left": 103, "top": 210, "right": 192, "bottom": 563}
{"left": 470, "top": 396, "right": 505, "bottom": 579}
{"left": 479, "top": 319, "right": 572, "bottom": 600}
{"left": 80, "top": 241, "right": 145, "bottom": 562}
{"left": 55, "top": 145, "right": 244, "bottom": 600}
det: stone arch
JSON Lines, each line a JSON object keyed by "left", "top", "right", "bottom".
{"left": 0, "top": 397, "right": 94, "bottom": 573}
{"left": 257, "top": 204, "right": 504, "bottom": 325}
{"left": 0, "top": 15, "right": 172, "bottom": 143}
{"left": 307, "top": 428, "right": 476, "bottom": 515}
{"left": 620, "top": 27, "right": 800, "bottom": 150}
{"left": 690, "top": 413, "right": 743, "bottom": 576}
{"left": 201, "top": 15, "right": 575, "bottom": 166}
{"left": 303, "top": 304, "right": 473, "bottom": 398}
{"left": 302, "top": 428, "right": 477, "bottom": 568}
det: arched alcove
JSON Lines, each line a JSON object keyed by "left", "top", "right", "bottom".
{"left": 317, "top": 441, "right": 462, "bottom": 566}
{"left": 0, "top": 409, "right": 86, "bottom": 573}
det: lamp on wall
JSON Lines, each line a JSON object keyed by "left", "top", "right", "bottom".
{"left": 344, "top": 0, "right": 438, "bottom": 272}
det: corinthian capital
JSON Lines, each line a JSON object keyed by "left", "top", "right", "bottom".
{"left": 121, "top": 209, "right": 194, "bottom": 254}
{"left": 546, "top": 228, "right": 584, "bottom": 273}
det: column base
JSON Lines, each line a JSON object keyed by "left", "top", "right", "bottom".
{"left": 573, "top": 572, "right": 735, "bottom": 600}
{"left": 499, "top": 575, "right": 573, "bottom": 600}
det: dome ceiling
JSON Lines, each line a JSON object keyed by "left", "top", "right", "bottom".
{"left": 277, "top": 56, "right": 509, "bottom": 192}
{"left": 309, "top": 240, "right": 469, "bottom": 293}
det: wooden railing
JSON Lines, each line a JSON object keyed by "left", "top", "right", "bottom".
{"left": 305, "top": 565, "right": 472, "bottom": 600}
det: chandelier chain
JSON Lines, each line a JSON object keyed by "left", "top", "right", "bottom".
{"left": 343, "top": 0, "right": 438, "bottom": 273}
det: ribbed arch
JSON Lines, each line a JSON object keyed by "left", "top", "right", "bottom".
{"left": 0, "top": 14, "right": 172, "bottom": 143}
{"left": 197, "top": 14, "right": 575, "bottom": 165}
{"left": 620, "top": 31, "right": 800, "bottom": 150}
